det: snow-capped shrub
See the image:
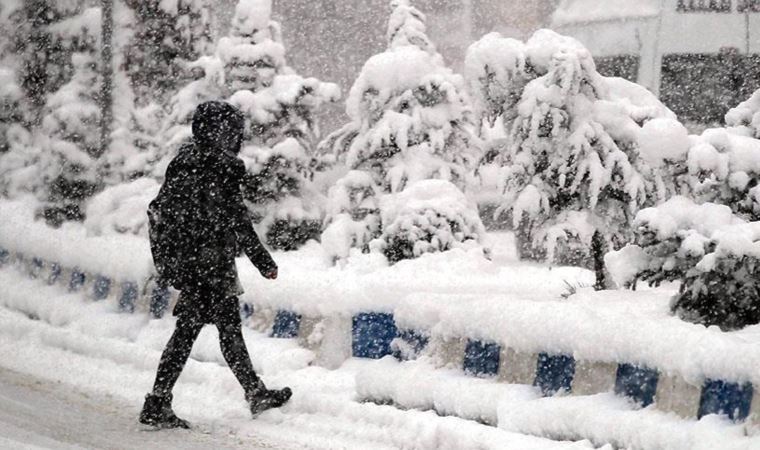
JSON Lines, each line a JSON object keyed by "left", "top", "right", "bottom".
{"left": 321, "top": 170, "right": 382, "bottom": 263}
{"left": 465, "top": 29, "right": 675, "bottom": 285}
{"left": 84, "top": 177, "right": 160, "bottom": 237}
{"left": 605, "top": 197, "right": 760, "bottom": 330}
{"left": 679, "top": 116, "right": 760, "bottom": 222}
{"left": 379, "top": 180, "right": 486, "bottom": 264}
{"left": 725, "top": 88, "right": 760, "bottom": 139}
{"left": 319, "top": 0, "right": 483, "bottom": 264}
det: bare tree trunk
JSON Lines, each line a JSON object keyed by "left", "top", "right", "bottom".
{"left": 99, "top": 0, "right": 114, "bottom": 158}
{"left": 591, "top": 230, "right": 607, "bottom": 291}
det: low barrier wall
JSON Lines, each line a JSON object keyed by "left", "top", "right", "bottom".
{"left": 1, "top": 225, "right": 758, "bottom": 438}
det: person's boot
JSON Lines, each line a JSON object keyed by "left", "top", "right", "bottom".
{"left": 245, "top": 386, "right": 293, "bottom": 417}
{"left": 139, "top": 393, "right": 191, "bottom": 429}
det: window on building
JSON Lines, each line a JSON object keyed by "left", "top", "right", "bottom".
{"left": 661, "top": 52, "right": 760, "bottom": 125}
{"left": 738, "top": 0, "right": 760, "bottom": 12}
{"left": 594, "top": 55, "right": 640, "bottom": 82}
{"left": 677, "top": 0, "right": 732, "bottom": 12}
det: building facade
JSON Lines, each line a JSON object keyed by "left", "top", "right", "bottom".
{"left": 553, "top": 0, "right": 760, "bottom": 124}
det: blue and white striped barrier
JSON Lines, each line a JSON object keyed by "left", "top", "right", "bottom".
{"left": 2, "top": 243, "right": 759, "bottom": 433}
{"left": 1, "top": 245, "right": 178, "bottom": 320}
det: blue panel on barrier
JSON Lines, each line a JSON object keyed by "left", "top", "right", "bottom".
{"left": 30, "top": 257, "right": 44, "bottom": 278}
{"left": 535, "top": 353, "right": 576, "bottom": 396}
{"left": 615, "top": 363, "right": 659, "bottom": 407}
{"left": 119, "top": 281, "right": 138, "bottom": 313}
{"left": 0, "top": 247, "right": 8, "bottom": 266}
{"left": 463, "top": 339, "right": 501, "bottom": 377}
{"left": 698, "top": 379, "right": 754, "bottom": 421}
{"left": 392, "top": 329, "right": 429, "bottom": 361}
{"left": 150, "top": 287, "right": 170, "bottom": 318}
{"left": 69, "top": 269, "right": 86, "bottom": 292}
{"left": 48, "top": 262, "right": 62, "bottom": 285}
{"left": 271, "top": 310, "right": 301, "bottom": 338}
{"left": 240, "top": 303, "right": 254, "bottom": 319}
{"left": 93, "top": 275, "right": 111, "bottom": 301}
{"left": 352, "top": 313, "right": 398, "bottom": 359}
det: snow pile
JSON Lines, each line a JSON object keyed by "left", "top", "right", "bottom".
{"left": 552, "top": 0, "right": 661, "bottom": 27}
{"left": 320, "top": 0, "right": 483, "bottom": 264}
{"left": 84, "top": 178, "right": 160, "bottom": 237}
{"left": 466, "top": 29, "right": 674, "bottom": 267}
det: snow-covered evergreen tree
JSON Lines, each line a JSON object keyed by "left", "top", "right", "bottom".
{"left": 123, "top": 0, "right": 213, "bottom": 104}
{"left": 7, "top": 0, "right": 86, "bottom": 126}
{"left": 466, "top": 30, "right": 675, "bottom": 287}
{"left": 320, "top": 0, "right": 484, "bottom": 264}
{"left": 152, "top": 0, "right": 339, "bottom": 249}
{"left": 38, "top": 37, "right": 102, "bottom": 225}
{"left": 0, "top": 69, "right": 24, "bottom": 154}
{"left": 606, "top": 90, "right": 760, "bottom": 329}
{"left": 0, "top": 4, "right": 102, "bottom": 221}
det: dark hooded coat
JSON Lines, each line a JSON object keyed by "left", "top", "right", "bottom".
{"left": 151, "top": 101, "right": 276, "bottom": 323}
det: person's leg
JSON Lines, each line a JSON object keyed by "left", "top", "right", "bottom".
{"left": 215, "top": 296, "right": 291, "bottom": 415}
{"left": 216, "top": 297, "right": 262, "bottom": 395}
{"left": 151, "top": 314, "right": 205, "bottom": 397}
{"left": 140, "top": 305, "right": 204, "bottom": 428}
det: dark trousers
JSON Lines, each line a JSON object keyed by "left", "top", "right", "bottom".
{"left": 151, "top": 292, "right": 262, "bottom": 398}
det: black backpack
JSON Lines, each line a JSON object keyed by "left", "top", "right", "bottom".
{"left": 147, "top": 161, "right": 214, "bottom": 289}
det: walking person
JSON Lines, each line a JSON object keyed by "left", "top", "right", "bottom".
{"left": 140, "top": 101, "right": 292, "bottom": 429}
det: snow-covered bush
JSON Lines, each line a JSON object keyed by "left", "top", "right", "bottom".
{"left": 606, "top": 197, "right": 760, "bottom": 330}
{"left": 321, "top": 170, "right": 382, "bottom": 262}
{"left": 379, "top": 180, "right": 486, "bottom": 264}
{"left": 466, "top": 30, "right": 675, "bottom": 286}
{"left": 725, "top": 88, "right": 760, "bottom": 139}
{"left": 84, "top": 177, "right": 160, "bottom": 237}
{"left": 320, "top": 0, "right": 484, "bottom": 264}
{"left": 668, "top": 91, "right": 760, "bottom": 223}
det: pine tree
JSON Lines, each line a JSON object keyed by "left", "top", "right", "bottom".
{"left": 38, "top": 21, "right": 102, "bottom": 225}
{"left": 320, "top": 0, "right": 484, "bottom": 264}
{"left": 0, "top": 69, "right": 25, "bottom": 155}
{"left": 8, "top": 0, "right": 86, "bottom": 126}
{"left": 123, "top": 0, "right": 213, "bottom": 104}
{"left": 467, "top": 30, "right": 674, "bottom": 287}
{"left": 155, "top": 0, "right": 338, "bottom": 248}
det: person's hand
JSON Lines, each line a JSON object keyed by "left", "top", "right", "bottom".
{"left": 264, "top": 268, "right": 278, "bottom": 280}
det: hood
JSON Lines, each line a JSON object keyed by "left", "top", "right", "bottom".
{"left": 191, "top": 101, "right": 245, "bottom": 154}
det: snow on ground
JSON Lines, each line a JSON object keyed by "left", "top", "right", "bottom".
{"left": 0, "top": 266, "right": 594, "bottom": 450}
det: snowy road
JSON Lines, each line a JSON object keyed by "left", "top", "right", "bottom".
{"left": 0, "top": 367, "right": 279, "bottom": 450}
{"left": 0, "top": 266, "right": 597, "bottom": 450}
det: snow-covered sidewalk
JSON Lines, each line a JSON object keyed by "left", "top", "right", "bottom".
{"left": 0, "top": 366, "right": 279, "bottom": 450}
{"left": 0, "top": 266, "right": 593, "bottom": 450}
